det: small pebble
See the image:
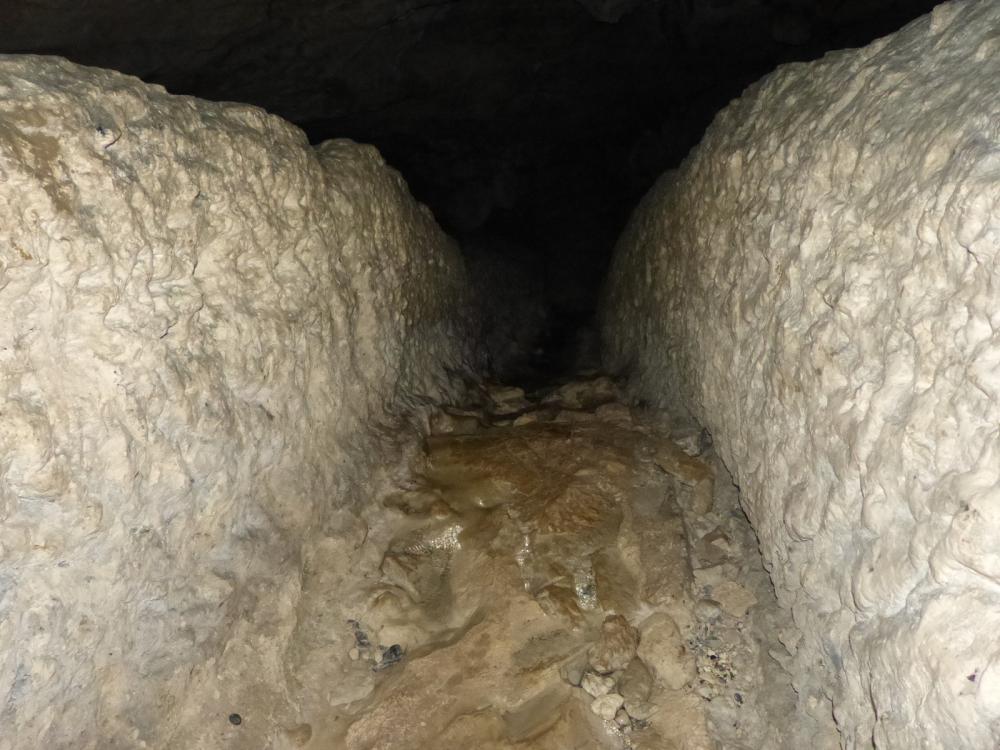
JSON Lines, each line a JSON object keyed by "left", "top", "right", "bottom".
{"left": 348, "top": 647, "right": 360, "bottom": 661}
{"left": 637, "top": 612, "right": 695, "bottom": 690}
{"left": 623, "top": 699, "right": 656, "bottom": 721}
{"left": 581, "top": 671, "right": 616, "bottom": 698}
{"left": 513, "top": 412, "right": 538, "bottom": 427}
{"left": 228, "top": 713, "right": 242, "bottom": 726}
{"left": 560, "top": 656, "right": 587, "bottom": 687}
{"left": 588, "top": 614, "right": 639, "bottom": 674}
{"left": 618, "top": 658, "right": 653, "bottom": 705}
{"left": 591, "top": 693, "right": 625, "bottom": 721}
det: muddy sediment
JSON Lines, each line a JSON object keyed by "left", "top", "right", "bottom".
{"left": 300, "top": 376, "right": 839, "bottom": 749}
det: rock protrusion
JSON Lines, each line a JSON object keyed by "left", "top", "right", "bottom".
{"left": 588, "top": 613, "right": 640, "bottom": 674}
{"left": 637, "top": 613, "right": 695, "bottom": 691}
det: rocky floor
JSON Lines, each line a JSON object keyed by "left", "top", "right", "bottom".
{"left": 271, "top": 376, "right": 842, "bottom": 749}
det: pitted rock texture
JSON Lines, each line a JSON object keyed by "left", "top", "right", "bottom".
{"left": 601, "top": 2, "right": 1000, "bottom": 747}
{"left": 0, "top": 57, "right": 473, "bottom": 749}
{"left": 0, "top": 0, "right": 940, "bottom": 335}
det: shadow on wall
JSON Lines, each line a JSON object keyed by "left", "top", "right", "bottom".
{"left": 462, "top": 230, "right": 607, "bottom": 384}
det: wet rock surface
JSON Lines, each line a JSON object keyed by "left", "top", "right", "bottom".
{"left": 298, "top": 376, "right": 840, "bottom": 748}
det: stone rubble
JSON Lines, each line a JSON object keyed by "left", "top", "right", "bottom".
{"left": 636, "top": 612, "right": 695, "bottom": 691}
{"left": 618, "top": 658, "right": 654, "bottom": 706}
{"left": 582, "top": 672, "right": 618, "bottom": 698}
{"left": 591, "top": 693, "right": 626, "bottom": 721}
{"left": 305, "top": 375, "right": 838, "bottom": 748}
{"left": 588, "top": 614, "right": 640, "bottom": 674}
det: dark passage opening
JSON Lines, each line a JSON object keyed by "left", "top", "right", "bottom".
{"left": 2, "top": 0, "right": 938, "bottom": 380}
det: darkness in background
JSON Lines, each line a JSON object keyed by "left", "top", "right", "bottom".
{"left": 0, "top": 0, "right": 938, "bottom": 369}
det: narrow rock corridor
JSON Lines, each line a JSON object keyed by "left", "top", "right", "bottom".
{"left": 3, "top": 3, "right": 998, "bottom": 749}
{"left": 275, "top": 376, "right": 840, "bottom": 749}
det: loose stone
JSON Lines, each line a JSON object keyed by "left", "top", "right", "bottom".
{"left": 581, "top": 671, "right": 616, "bottom": 698}
{"left": 637, "top": 612, "right": 695, "bottom": 690}
{"left": 618, "top": 657, "right": 654, "bottom": 705}
{"left": 588, "top": 614, "right": 639, "bottom": 674}
{"left": 624, "top": 699, "right": 656, "bottom": 721}
{"left": 590, "top": 693, "right": 626, "bottom": 721}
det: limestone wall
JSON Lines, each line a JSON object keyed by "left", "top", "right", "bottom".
{"left": 0, "top": 57, "right": 474, "bottom": 748}
{"left": 601, "top": 2, "right": 1000, "bottom": 746}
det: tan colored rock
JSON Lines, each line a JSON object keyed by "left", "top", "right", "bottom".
{"left": 693, "top": 527, "right": 735, "bottom": 565}
{"left": 283, "top": 724, "right": 314, "bottom": 747}
{"left": 646, "top": 689, "right": 713, "bottom": 750}
{"left": 692, "top": 563, "right": 735, "bottom": 589}
{"left": 588, "top": 613, "right": 640, "bottom": 674}
{"left": 628, "top": 729, "right": 675, "bottom": 750}
{"left": 559, "top": 651, "right": 590, "bottom": 687}
{"left": 618, "top": 657, "right": 654, "bottom": 706}
{"left": 486, "top": 384, "right": 530, "bottom": 415}
{"left": 670, "top": 427, "right": 709, "bottom": 457}
{"left": 430, "top": 410, "right": 481, "bottom": 435}
{"left": 543, "top": 376, "right": 619, "bottom": 409}
{"left": 711, "top": 581, "right": 757, "bottom": 618}
{"left": 653, "top": 440, "right": 712, "bottom": 485}
{"left": 595, "top": 402, "right": 633, "bottom": 424}
{"left": 653, "top": 440, "right": 714, "bottom": 514}
{"left": 513, "top": 412, "right": 539, "bottom": 427}
{"left": 624, "top": 699, "right": 657, "bottom": 721}
{"left": 590, "top": 692, "right": 626, "bottom": 721}
{"left": 581, "top": 671, "right": 616, "bottom": 698}
{"left": 637, "top": 613, "right": 695, "bottom": 690}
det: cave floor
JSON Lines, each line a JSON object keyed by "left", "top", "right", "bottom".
{"left": 279, "top": 377, "right": 840, "bottom": 750}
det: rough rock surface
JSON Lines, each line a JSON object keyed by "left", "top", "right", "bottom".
{"left": 0, "top": 57, "right": 473, "bottom": 749}
{"left": 588, "top": 614, "right": 640, "bottom": 674}
{"left": 601, "top": 2, "right": 1000, "bottom": 746}
{"left": 636, "top": 613, "right": 694, "bottom": 691}
{"left": 0, "top": 0, "right": 941, "bottom": 339}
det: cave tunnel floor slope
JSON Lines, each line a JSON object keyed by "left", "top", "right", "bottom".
{"left": 289, "top": 376, "right": 841, "bottom": 749}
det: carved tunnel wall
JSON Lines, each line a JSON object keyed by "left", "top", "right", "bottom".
{"left": 0, "top": 57, "right": 475, "bottom": 749}
{"left": 601, "top": 2, "right": 1000, "bottom": 746}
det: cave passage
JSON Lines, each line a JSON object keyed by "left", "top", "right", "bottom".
{"left": 0, "top": 0, "right": 939, "bottom": 381}
{"left": 318, "top": 376, "right": 830, "bottom": 747}
{"left": 1, "top": 3, "right": 982, "bottom": 750}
